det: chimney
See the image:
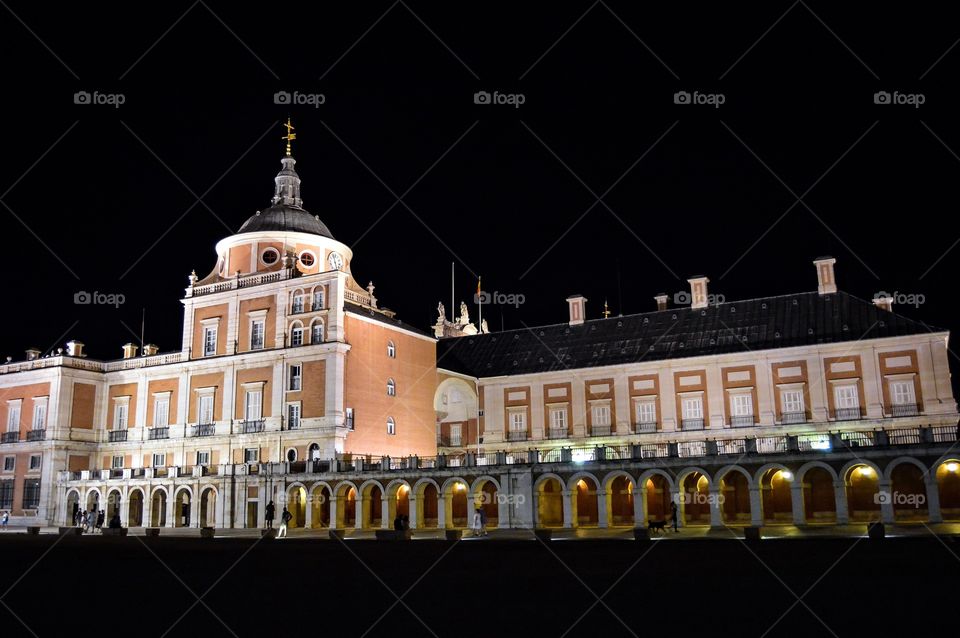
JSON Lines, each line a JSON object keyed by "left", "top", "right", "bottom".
{"left": 122, "top": 343, "right": 139, "bottom": 359}
{"left": 873, "top": 295, "right": 893, "bottom": 312}
{"left": 566, "top": 295, "right": 587, "bottom": 326}
{"left": 654, "top": 293, "right": 669, "bottom": 311}
{"left": 813, "top": 256, "right": 837, "bottom": 295}
{"left": 65, "top": 340, "right": 85, "bottom": 358}
{"left": 25, "top": 348, "right": 40, "bottom": 361}
{"left": 142, "top": 344, "right": 159, "bottom": 356}
{"left": 687, "top": 276, "right": 710, "bottom": 309}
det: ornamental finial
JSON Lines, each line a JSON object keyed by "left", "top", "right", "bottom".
{"left": 282, "top": 117, "right": 296, "bottom": 156}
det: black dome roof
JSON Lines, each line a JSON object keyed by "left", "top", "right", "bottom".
{"left": 237, "top": 204, "right": 334, "bottom": 238}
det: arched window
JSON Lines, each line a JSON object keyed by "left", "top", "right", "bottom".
{"left": 387, "top": 378, "right": 396, "bottom": 396}
{"left": 292, "top": 293, "right": 304, "bottom": 314}
{"left": 308, "top": 443, "right": 320, "bottom": 460}
{"left": 291, "top": 326, "right": 304, "bottom": 347}
{"left": 386, "top": 417, "right": 396, "bottom": 435}
{"left": 312, "top": 288, "right": 324, "bottom": 311}
{"left": 286, "top": 449, "right": 297, "bottom": 463}
{"left": 387, "top": 340, "right": 396, "bottom": 358}
{"left": 311, "top": 320, "right": 324, "bottom": 344}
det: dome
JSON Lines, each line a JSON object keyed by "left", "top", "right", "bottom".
{"left": 238, "top": 204, "right": 334, "bottom": 238}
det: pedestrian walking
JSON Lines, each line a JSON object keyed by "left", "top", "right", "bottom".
{"left": 265, "top": 500, "right": 275, "bottom": 529}
{"left": 1, "top": 510, "right": 8, "bottom": 529}
{"left": 479, "top": 506, "right": 488, "bottom": 536}
{"left": 86, "top": 508, "right": 97, "bottom": 533}
{"left": 96, "top": 510, "right": 105, "bottom": 533}
{"left": 670, "top": 501, "right": 680, "bottom": 533}
{"left": 472, "top": 507, "right": 482, "bottom": 537}
{"left": 278, "top": 507, "right": 292, "bottom": 538}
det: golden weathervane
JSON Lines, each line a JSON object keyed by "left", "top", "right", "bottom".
{"left": 282, "top": 117, "right": 296, "bottom": 156}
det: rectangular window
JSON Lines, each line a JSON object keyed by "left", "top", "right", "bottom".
{"left": 22, "top": 479, "right": 41, "bottom": 509}
{"left": 834, "top": 385, "right": 859, "bottom": 409}
{"left": 152, "top": 453, "right": 166, "bottom": 467}
{"left": 287, "top": 404, "right": 301, "bottom": 429}
{"left": 682, "top": 396, "right": 703, "bottom": 419}
{"left": 244, "top": 390, "right": 262, "bottom": 421}
{"left": 114, "top": 403, "right": 128, "bottom": 430}
{"left": 345, "top": 407, "right": 354, "bottom": 430}
{"left": 29, "top": 454, "right": 41, "bottom": 471}
{"left": 32, "top": 402, "right": 46, "bottom": 430}
{"left": 6, "top": 403, "right": 20, "bottom": 432}
{"left": 289, "top": 364, "right": 302, "bottom": 391}
{"left": 635, "top": 400, "right": 656, "bottom": 424}
{"left": 292, "top": 295, "right": 304, "bottom": 314}
{"left": 387, "top": 418, "right": 396, "bottom": 435}
{"left": 153, "top": 396, "right": 169, "bottom": 428}
{"left": 203, "top": 326, "right": 217, "bottom": 356}
{"left": 510, "top": 411, "right": 526, "bottom": 431}
{"left": 890, "top": 380, "right": 915, "bottom": 405}
{"left": 196, "top": 450, "right": 210, "bottom": 466}
{"left": 781, "top": 389, "right": 804, "bottom": 414}
{"left": 312, "top": 323, "right": 324, "bottom": 344}
{"left": 450, "top": 423, "right": 462, "bottom": 446}
{"left": 198, "top": 395, "right": 214, "bottom": 424}
{"left": 550, "top": 408, "right": 567, "bottom": 430}
{"left": 592, "top": 404, "right": 611, "bottom": 427}
{"left": 3, "top": 457, "right": 13, "bottom": 472}
{"left": 730, "top": 393, "right": 754, "bottom": 417}
{"left": 291, "top": 327, "right": 304, "bottom": 347}
{"left": 250, "top": 319, "right": 265, "bottom": 350}
{"left": 313, "top": 290, "right": 324, "bottom": 310}
{"left": 0, "top": 480, "right": 13, "bottom": 509}
{"left": 111, "top": 455, "right": 123, "bottom": 469}
{"left": 244, "top": 448, "right": 258, "bottom": 464}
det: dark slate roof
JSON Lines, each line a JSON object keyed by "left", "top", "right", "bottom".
{"left": 237, "top": 204, "right": 334, "bottom": 238}
{"left": 436, "top": 291, "right": 942, "bottom": 378}
{"left": 344, "top": 302, "right": 433, "bottom": 338}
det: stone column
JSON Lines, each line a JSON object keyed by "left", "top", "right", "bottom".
{"left": 304, "top": 490, "right": 313, "bottom": 529}
{"left": 635, "top": 486, "right": 647, "bottom": 527}
{"left": 562, "top": 490, "right": 573, "bottom": 529}
{"left": 597, "top": 489, "right": 609, "bottom": 529}
{"left": 329, "top": 494, "right": 339, "bottom": 529}
{"left": 709, "top": 485, "right": 724, "bottom": 528}
{"left": 437, "top": 492, "right": 447, "bottom": 529}
{"left": 749, "top": 487, "right": 763, "bottom": 527}
{"left": 878, "top": 479, "right": 895, "bottom": 524}
{"left": 354, "top": 494, "right": 365, "bottom": 529}
{"left": 790, "top": 484, "right": 805, "bottom": 525}
{"left": 381, "top": 496, "right": 391, "bottom": 529}
{"left": 165, "top": 489, "right": 175, "bottom": 528}
{"left": 925, "top": 478, "right": 943, "bottom": 523}
{"left": 833, "top": 480, "right": 849, "bottom": 525}
{"left": 408, "top": 494, "right": 419, "bottom": 529}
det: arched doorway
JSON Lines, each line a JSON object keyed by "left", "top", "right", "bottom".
{"left": 536, "top": 477, "right": 564, "bottom": 527}
{"left": 336, "top": 485, "right": 357, "bottom": 528}
{"left": 936, "top": 460, "right": 960, "bottom": 521}
{"left": 151, "top": 489, "right": 167, "bottom": 527}
{"left": 760, "top": 467, "right": 793, "bottom": 525}
{"left": 85, "top": 489, "right": 100, "bottom": 515}
{"left": 679, "top": 472, "right": 711, "bottom": 525}
{"left": 286, "top": 485, "right": 306, "bottom": 528}
{"left": 606, "top": 475, "right": 634, "bottom": 527}
{"left": 106, "top": 490, "right": 122, "bottom": 524}
{"left": 311, "top": 485, "right": 331, "bottom": 527}
{"left": 66, "top": 490, "right": 80, "bottom": 525}
{"left": 362, "top": 483, "right": 383, "bottom": 529}
{"left": 309, "top": 443, "right": 320, "bottom": 461}
{"left": 473, "top": 479, "right": 499, "bottom": 529}
{"left": 417, "top": 482, "right": 439, "bottom": 528}
{"left": 890, "top": 462, "right": 928, "bottom": 522}
{"left": 572, "top": 476, "right": 599, "bottom": 527}
{"left": 199, "top": 488, "right": 217, "bottom": 528}
{"left": 643, "top": 474, "right": 671, "bottom": 523}
{"left": 128, "top": 489, "right": 144, "bottom": 527}
{"left": 394, "top": 483, "right": 410, "bottom": 521}
{"left": 720, "top": 470, "right": 751, "bottom": 525}
{"left": 802, "top": 467, "right": 836, "bottom": 524}
{"left": 845, "top": 465, "right": 880, "bottom": 522}
{"left": 174, "top": 488, "right": 192, "bottom": 527}
{"left": 444, "top": 480, "right": 469, "bottom": 528}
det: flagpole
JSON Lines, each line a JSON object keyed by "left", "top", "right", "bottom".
{"left": 478, "top": 276, "right": 482, "bottom": 333}
{"left": 450, "top": 262, "right": 454, "bottom": 323}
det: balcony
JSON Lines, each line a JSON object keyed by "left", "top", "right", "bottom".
{"left": 506, "top": 430, "right": 528, "bottom": 442}
{"left": 240, "top": 419, "right": 265, "bottom": 434}
{"left": 781, "top": 411, "right": 806, "bottom": 425}
{"left": 891, "top": 404, "right": 920, "bottom": 418}
{"left": 191, "top": 423, "right": 216, "bottom": 437}
{"left": 730, "top": 415, "right": 755, "bottom": 428}
{"left": 108, "top": 429, "right": 128, "bottom": 442}
{"left": 148, "top": 426, "right": 169, "bottom": 440}
{"left": 590, "top": 424, "right": 612, "bottom": 437}
{"left": 635, "top": 422, "right": 658, "bottom": 434}
{"left": 681, "top": 418, "right": 704, "bottom": 431}
{"left": 834, "top": 407, "right": 862, "bottom": 421}
{"left": 286, "top": 419, "right": 301, "bottom": 430}
{"left": 546, "top": 427, "right": 568, "bottom": 439}
{"left": 26, "top": 429, "right": 45, "bottom": 441}
{"left": 1, "top": 432, "right": 18, "bottom": 444}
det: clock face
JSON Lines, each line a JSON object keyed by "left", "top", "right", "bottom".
{"left": 328, "top": 252, "right": 344, "bottom": 271}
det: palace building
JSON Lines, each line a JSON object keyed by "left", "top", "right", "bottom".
{"left": 2, "top": 128, "right": 959, "bottom": 532}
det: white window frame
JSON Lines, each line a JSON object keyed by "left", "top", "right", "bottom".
{"left": 387, "top": 340, "right": 396, "bottom": 358}
{"left": 509, "top": 410, "right": 527, "bottom": 432}
{"left": 197, "top": 391, "right": 215, "bottom": 425}
{"left": 196, "top": 450, "right": 211, "bottom": 466}
{"left": 634, "top": 398, "right": 657, "bottom": 424}
{"left": 311, "top": 320, "right": 324, "bottom": 344}
{"left": 681, "top": 395, "right": 704, "bottom": 420}
{"left": 202, "top": 321, "right": 218, "bottom": 357}
{"left": 6, "top": 400, "right": 21, "bottom": 433}
{"left": 250, "top": 318, "right": 265, "bottom": 350}
{"left": 244, "top": 448, "right": 258, "bottom": 464}
{"left": 591, "top": 403, "right": 611, "bottom": 427}
{"left": 890, "top": 379, "right": 916, "bottom": 406}
{"left": 549, "top": 406, "right": 567, "bottom": 430}
{"left": 449, "top": 423, "right": 462, "bottom": 446}
{"left": 111, "top": 455, "right": 124, "bottom": 469}
{"left": 292, "top": 294, "right": 304, "bottom": 314}
{"left": 730, "top": 392, "right": 754, "bottom": 417}
{"left": 3, "top": 456, "right": 14, "bottom": 472}
{"left": 781, "top": 388, "right": 804, "bottom": 414}
{"left": 834, "top": 384, "right": 860, "bottom": 409}
{"left": 244, "top": 388, "right": 263, "bottom": 421}
{"left": 29, "top": 454, "right": 41, "bottom": 471}
{"left": 153, "top": 393, "right": 170, "bottom": 428}
{"left": 287, "top": 403, "right": 301, "bottom": 429}
{"left": 312, "top": 289, "right": 324, "bottom": 311}
{"left": 152, "top": 452, "right": 166, "bottom": 468}
{"left": 31, "top": 397, "right": 48, "bottom": 430}
{"left": 387, "top": 378, "right": 396, "bottom": 396}
{"left": 291, "top": 326, "right": 304, "bottom": 346}
{"left": 113, "top": 399, "right": 129, "bottom": 430}
{"left": 289, "top": 364, "right": 302, "bottom": 391}
{"left": 386, "top": 416, "right": 396, "bottom": 435}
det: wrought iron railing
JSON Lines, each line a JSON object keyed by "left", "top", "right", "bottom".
{"left": 635, "top": 421, "right": 658, "bottom": 433}
{"left": 148, "top": 426, "right": 169, "bottom": 440}
{"left": 26, "top": 429, "right": 45, "bottom": 441}
{"left": 888, "top": 428, "right": 921, "bottom": 445}
{"left": 547, "top": 427, "right": 568, "bottom": 439}
{"left": 681, "top": 418, "right": 704, "bottom": 431}
{"left": 834, "top": 407, "right": 862, "bottom": 421}
{"left": 730, "top": 415, "right": 755, "bottom": 428}
{"left": 590, "top": 424, "right": 612, "bottom": 437}
{"left": 108, "top": 430, "right": 128, "bottom": 442}
{"left": 891, "top": 404, "right": 920, "bottom": 417}
{"left": 1, "top": 432, "right": 18, "bottom": 444}
{"left": 781, "top": 411, "right": 806, "bottom": 425}
{"left": 240, "top": 419, "right": 265, "bottom": 434}
{"left": 191, "top": 423, "right": 216, "bottom": 437}
{"left": 506, "top": 430, "right": 528, "bottom": 442}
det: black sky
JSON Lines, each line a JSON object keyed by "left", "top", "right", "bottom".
{"left": 2, "top": 2, "right": 959, "bottom": 365}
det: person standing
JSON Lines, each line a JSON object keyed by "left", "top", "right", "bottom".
{"left": 278, "top": 507, "right": 292, "bottom": 538}
{"left": 87, "top": 507, "right": 97, "bottom": 533}
{"left": 472, "top": 507, "right": 482, "bottom": 537}
{"left": 1, "top": 510, "right": 8, "bottom": 529}
{"left": 670, "top": 501, "right": 680, "bottom": 533}
{"left": 96, "top": 510, "right": 105, "bottom": 533}
{"left": 265, "top": 501, "right": 276, "bottom": 529}
{"left": 479, "top": 506, "right": 488, "bottom": 536}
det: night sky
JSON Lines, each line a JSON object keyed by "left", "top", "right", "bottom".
{"left": 2, "top": 2, "right": 959, "bottom": 364}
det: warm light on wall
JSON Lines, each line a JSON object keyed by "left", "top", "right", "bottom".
{"left": 858, "top": 466, "right": 874, "bottom": 478}
{"left": 780, "top": 471, "right": 793, "bottom": 481}
{"left": 399, "top": 485, "right": 409, "bottom": 494}
{"left": 454, "top": 482, "right": 465, "bottom": 491}
{"left": 946, "top": 462, "right": 959, "bottom": 473}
